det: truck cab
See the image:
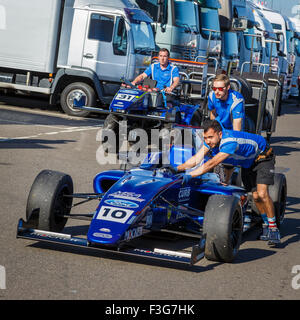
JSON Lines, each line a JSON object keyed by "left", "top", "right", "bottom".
{"left": 239, "top": 1, "right": 279, "bottom": 74}
{"left": 134, "top": 0, "right": 198, "bottom": 60}
{"left": 56, "top": 0, "right": 155, "bottom": 115}
{"left": 0, "top": 0, "right": 155, "bottom": 117}
{"left": 218, "top": 0, "right": 248, "bottom": 74}
{"left": 259, "top": 6, "right": 294, "bottom": 100}
{"left": 195, "top": 0, "right": 222, "bottom": 72}
{"left": 290, "top": 18, "right": 300, "bottom": 98}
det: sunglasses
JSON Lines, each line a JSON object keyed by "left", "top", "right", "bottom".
{"left": 212, "top": 86, "right": 227, "bottom": 92}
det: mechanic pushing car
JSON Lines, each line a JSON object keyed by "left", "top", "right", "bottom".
{"left": 169, "top": 120, "right": 280, "bottom": 245}
{"left": 131, "top": 48, "right": 180, "bottom": 93}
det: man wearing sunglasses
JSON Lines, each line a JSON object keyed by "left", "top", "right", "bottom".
{"left": 208, "top": 74, "right": 245, "bottom": 131}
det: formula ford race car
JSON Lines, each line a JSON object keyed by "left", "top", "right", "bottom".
{"left": 16, "top": 132, "right": 287, "bottom": 266}
{"left": 73, "top": 78, "right": 204, "bottom": 151}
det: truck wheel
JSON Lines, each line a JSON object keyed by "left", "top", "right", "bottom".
{"left": 60, "top": 82, "right": 96, "bottom": 117}
{"left": 268, "top": 173, "right": 287, "bottom": 227}
{"left": 203, "top": 194, "right": 243, "bottom": 263}
{"left": 26, "top": 170, "right": 73, "bottom": 232}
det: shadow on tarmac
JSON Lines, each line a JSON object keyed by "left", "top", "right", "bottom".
{"left": 0, "top": 139, "right": 75, "bottom": 149}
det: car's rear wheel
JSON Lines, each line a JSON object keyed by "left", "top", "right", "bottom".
{"left": 251, "top": 173, "right": 287, "bottom": 227}
{"left": 203, "top": 194, "right": 243, "bottom": 262}
{"left": 26, "top": 170, "right": 73, "bottom": 232}
{"left": 268, "top": 173, "right": 287, "bottom": 227}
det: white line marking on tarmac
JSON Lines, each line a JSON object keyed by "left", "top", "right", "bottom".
{"left": 0, "top": 125, "right": 102, "bottom": 142}
{"left": 0, "top": 118, "right": 65, "bottom": 129}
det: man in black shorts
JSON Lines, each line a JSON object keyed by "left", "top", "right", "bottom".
{"left": 172, "top": 120, "right": 280, "bottom": 245}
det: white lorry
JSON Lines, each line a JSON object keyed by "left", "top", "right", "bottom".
{"left": 259, "top": 5, "right": 295, "bottom": 100}
{"left": 289, "top": 17, "right": 300, "bottom": 98}
{"left": 240, "top": 1, "right": 279, "bottom": 75}
{"left": 0, "top": 0, "right": 155, "bottom": 116}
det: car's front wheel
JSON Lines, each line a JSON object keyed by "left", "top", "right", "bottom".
{"left": 26, "top": 170, "right": 73, "bottom": 232}
{"left": 203, "top": 194, "right": 243, "bottom": 263}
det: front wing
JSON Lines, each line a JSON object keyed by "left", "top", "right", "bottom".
{"left": 16, "top": 218, "right": 205, "bottom": 266}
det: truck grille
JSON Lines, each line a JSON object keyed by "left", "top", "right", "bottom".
{"left": 171, "top": 45, "right": 197, "bottom": 61}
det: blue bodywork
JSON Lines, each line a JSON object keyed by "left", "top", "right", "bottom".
{"left": 73, "top": 85, "right": 202, "bottom": 126}
{"left": 108, "top": 87, "right": 200, "bottom": 126}
{"left": 87, "top": 145, "right": 247, "bottom": 247}
{"left": 17, "top": 143, "right": 248, "bottom": 265}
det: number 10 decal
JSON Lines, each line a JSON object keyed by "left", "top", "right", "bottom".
{"left": 96, "top": 206, "right": 134, "bottom": 223}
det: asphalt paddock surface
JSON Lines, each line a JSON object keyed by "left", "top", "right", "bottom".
{"left": 0, "top": 95, "right": 300, "bottom": 300}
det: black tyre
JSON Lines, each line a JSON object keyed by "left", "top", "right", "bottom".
{"left": 190, "top": 108, "right": 203, "bottom": 127}
{"left": 231, "top": 167, "right": 242, "bottom": 187}
{"left": 268, "top": 173, "right": 287, "bottom": 228}
{"left": 250, "top": 173, "right": 287, "bottom": 228}
{"left": 26, "top": 170, "right": 73, "bottom": 232}
{"left": 102, "top": 114, "right": 120, "bottom": 152}
{"left": 203, "top": 195, "right": 243, "bottom": 263}
{"left": 244, "top": 116, "right": 256, "bottom": 133}
{"left": 60, "top": 82, "right": 96, "bottom": 117}
{"left": 230, "top": 75, "right": 253, "bottom": 103}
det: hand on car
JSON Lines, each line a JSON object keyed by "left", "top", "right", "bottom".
{"left": 164, "top": 86, "right": 173, "bottom": 93}
{"left": 162, "top": 164, "right": 178, "bottom": 174}
{"left": 181, "top": 174, "right": 192, "bottom": 185}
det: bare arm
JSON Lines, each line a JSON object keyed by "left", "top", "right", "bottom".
{"left": 165, "top": 76, "right": 180, "bottom": 93}
{"left": 177, "top": 145, "right": 210, "bottom": 171}
{"left": 232, "top": 118, "right": 242, "bottom": 131}
{"left": 132, "top": 72, "right": 148, "bottom": 86}
{"left": 210, "top": 109, "right": 216, "bottom": 120}
{"left": 188, "top": 152, "right": 230, "bottom": 177}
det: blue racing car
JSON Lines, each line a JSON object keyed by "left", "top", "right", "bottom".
{"left": 16, "top": 131, "right": 286, "bottom": 265}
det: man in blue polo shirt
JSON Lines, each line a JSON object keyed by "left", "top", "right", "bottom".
{"left": 208, "top": 74, "right": 245, "bottom": 131}
{"left": 131, "top": 48, "right": 180, "bottom": 93}
{"left": 170, "top": 120, "right": 280, "bottom": 245}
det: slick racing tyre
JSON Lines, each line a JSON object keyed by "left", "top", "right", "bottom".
{"left": 102, "top": 114, "right": 120, "bottom": 153}
{"left": 250, "top": 173, "right": 287, "bottom": 228}
{"left": 26, "top": 170, "right": 73, "bottom": 232}
{"left": 203, "top": 194, "right": 243, "bottom": 263}
{"left": 268, "top": 173, "right": 287, "bottom": 228}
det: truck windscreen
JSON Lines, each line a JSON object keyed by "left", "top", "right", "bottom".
{"left": 266, "top": 41, "right": 278, "bottom": 58}
{"left": 286, "top": 30, "right": 295, "bottom": 54}
{"left": 132, "top": 21, "right": 155, "bottom": 54}
{"left": 296, "top": 39, "right": 300, "bottom": 57}
{"left": 200, "top": 8, "right": 221, "bottom": 40}
{"left": 244, "top": 28, "right": 260, "bottom": 52}
{"left": 224, "top": 32, "right": 238, "bottom": 60}
{"left": 174, "top": 0, "right": 198, "bottom": 32}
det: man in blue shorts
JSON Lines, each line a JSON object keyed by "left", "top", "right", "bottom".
{"left": 208, "top": 74, "right": 245, "bottom": 131}
{"left": 131, "top": 48, "right": 180, "bottom": 93}
{"left": 171, "top": 120, "right": 280, "bottom": 245}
